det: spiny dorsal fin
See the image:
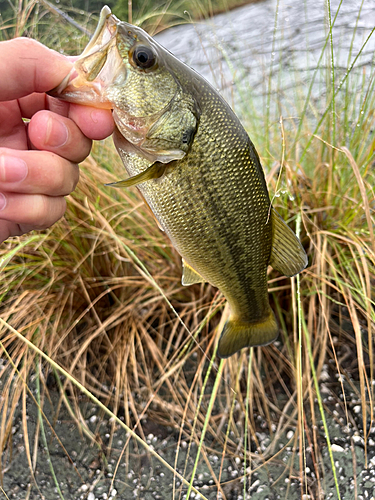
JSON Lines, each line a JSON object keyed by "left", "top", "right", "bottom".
{"left": 182, "top": 259, "right": 206, "bottom": 286}
{"left": 106, "top": 161, "right": 167, "bottom": 188}
{"left": 270, "top": 209, "right": 308, "bottom": 277}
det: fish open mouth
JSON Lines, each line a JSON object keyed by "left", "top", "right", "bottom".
{"left": 49, "top": 6, "right": 123, "bottom": 108}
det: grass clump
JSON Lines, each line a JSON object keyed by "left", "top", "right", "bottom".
{"left": 0, "top": 0, "right": 260, "bottom": 41}
{"left": 0, "top": 1, "right": 374, "bottom": 499}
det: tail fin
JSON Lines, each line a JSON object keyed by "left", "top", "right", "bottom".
{"left": 217, "top": 310, "right": 278, "bottom": 358}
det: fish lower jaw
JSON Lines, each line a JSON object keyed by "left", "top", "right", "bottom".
{"left": 50, "top": 72, "right": 113, "bottom": 108}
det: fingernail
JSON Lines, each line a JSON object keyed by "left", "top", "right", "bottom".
{"left": 0, "top": 193, "right": 6, "bottom": 211}
{"left": 90, "top": 110, "right": 99, "bottom": 124}
{"left": 45, "top": 117, "right": 69, "bottom": 147}
{"left": 0, "top": 156, "right": 28, "bottom": 183}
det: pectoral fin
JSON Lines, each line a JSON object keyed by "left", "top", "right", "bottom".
{"left": 270, "top": 209, "right": 308, "bottom": 277}
{"left": 106, "top": 162, "right": 167, "bottom": 188}
{"left": 182, "top": 260, "right": 206, "bottom": 286}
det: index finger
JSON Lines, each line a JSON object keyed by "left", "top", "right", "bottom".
{"left": 0, "top": 38, "right": 73, "bottom": 101}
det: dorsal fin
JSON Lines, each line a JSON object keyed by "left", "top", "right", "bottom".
{"left": 270, "top": 209, "right": 308, "bottom": 277}
{"left": 181, "top": 259, "right": 206, "bottom": 286}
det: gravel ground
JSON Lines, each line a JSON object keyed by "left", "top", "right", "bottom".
{"left": 2, "top": 373, "right": 375, "bottom": 500}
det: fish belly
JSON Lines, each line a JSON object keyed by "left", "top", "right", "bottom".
{"left": 120, "top": 121, "right": 273, "bottom": 326}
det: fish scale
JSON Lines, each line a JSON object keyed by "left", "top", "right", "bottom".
{"left": 51, "top": 6, "right": 307, "bottom": 358}
{"left": 127, "top": 89, "right": 272, "bottom": 322}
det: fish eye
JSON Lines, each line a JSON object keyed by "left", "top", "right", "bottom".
{"left": 131, "top": 45, "right": 156, "bottom": 70}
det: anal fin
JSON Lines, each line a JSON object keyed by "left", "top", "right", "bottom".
{"left": 182, "top": 259, "right": 206, "bottom": 286}
{"left": 270, "top": 209, "right": 308, "bottom": 277}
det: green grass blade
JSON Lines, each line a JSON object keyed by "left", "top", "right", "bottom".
{"left": 301, "top": 319, "right": 342, "bottom": 500}
{"left": 34, "top": 358, "right": 65, "bottom": 500}
{"left": 186, "top": 354, "right": 224, "bottom": 500}
{"left": 243, "top": 348, "right": 253, "bottom": 498}
{"left": 0, "top": 317, "right": 209, "bottom": 500}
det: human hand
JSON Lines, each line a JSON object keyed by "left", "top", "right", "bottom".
{"left": 0, "top": 37, "right": 114, "bottom": 244}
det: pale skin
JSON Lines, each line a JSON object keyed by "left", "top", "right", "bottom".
{"left": 0, "top": 38, "right": 115, "bottom": 244}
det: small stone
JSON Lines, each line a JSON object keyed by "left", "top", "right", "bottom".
{"left": 353, "top": 435, "right": 363, "bottom": 444}
{"left": 331, "top": 444, "right": 345, "bottom": 453}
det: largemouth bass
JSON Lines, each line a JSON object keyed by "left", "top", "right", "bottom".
{"left": 52, "top": 6, "right": 307, "bottom": 358}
